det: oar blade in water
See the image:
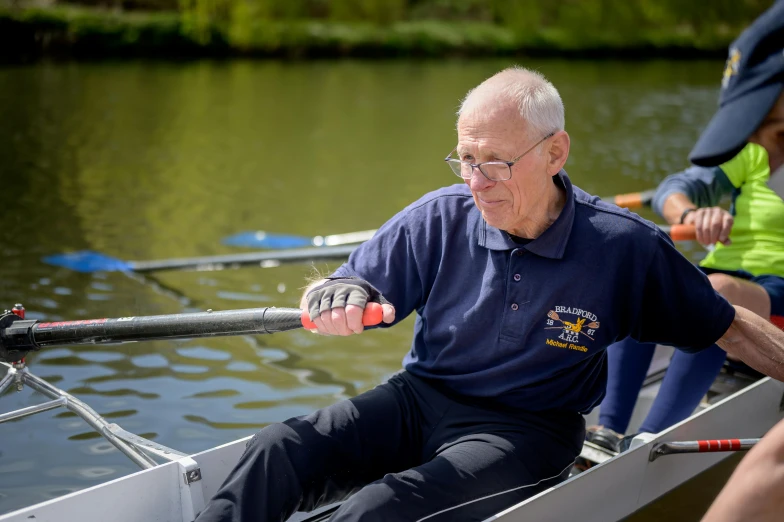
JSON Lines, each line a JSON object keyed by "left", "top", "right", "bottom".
{"left": 42, "top": 251, "right": 133, "bottom": 273}
{"left": 222, "top": 231, "right": 313, "bottom": 249}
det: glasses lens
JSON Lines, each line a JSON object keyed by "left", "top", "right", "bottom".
{"left": 446, "top": 159, "right": 470, "bottom": 179}
{"left": 480, "top": 162, "right": 511, "bottom": 181}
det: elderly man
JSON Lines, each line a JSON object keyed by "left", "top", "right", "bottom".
{"left": 196, "top": 66, "right": 784, "bottom": 522}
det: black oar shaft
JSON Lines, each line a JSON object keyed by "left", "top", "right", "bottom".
{"left": 1, "top": 307, "right": 305, "bottom": 361}
{"left": 129, "top": 244, "right": 359, "bottom": 273}
{"left": 31, "top": 308, "right": 303, "bottom": 347}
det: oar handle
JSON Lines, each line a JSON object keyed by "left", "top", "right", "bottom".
{"left": 649, "top": 438, "right": 760, "bottom": 461}
{"left": 609, "top": 189, "right": 656, "bottom": 209}
{"left": 660, "top": 224, "right": 696, "bottom": 241}
{"left": 300, "top": 302, "right": 384, "bottom": 330}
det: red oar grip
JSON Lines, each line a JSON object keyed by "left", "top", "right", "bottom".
{"left": 697, "top": 439, "right": 742, "bottom": 452}
{"left": 301, "top": 302, "right": 384, "bottom": 329}
{"left": 669, "top": 224, "right": 697, "bottom": 242}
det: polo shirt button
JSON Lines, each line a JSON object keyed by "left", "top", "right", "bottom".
{"left": 516, "top": 250, "right": 524, "bottom": 257}
{"left": 511, "top": 303, "right": 519, "bottom": 311}
{"left": 513, "top": 274, "right": 521, "bottom": 282}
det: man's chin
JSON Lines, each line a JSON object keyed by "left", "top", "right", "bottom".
{"left": 480, "top": 210, "right": 507, "bottom": 230}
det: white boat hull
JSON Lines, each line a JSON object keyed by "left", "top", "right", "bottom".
{"left": 2, "top": 377, "right": 783, "bottom": 522}
{"left": 491, "top": 376, "right": 784, "bottom": 521}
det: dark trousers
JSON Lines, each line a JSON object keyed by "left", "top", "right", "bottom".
{"left": 195, "top": 371, "right": 584, "bottom": 522}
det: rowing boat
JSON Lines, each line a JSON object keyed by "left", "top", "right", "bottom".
{"left": 1, "top": 344, "right": 782, "bottom": 522}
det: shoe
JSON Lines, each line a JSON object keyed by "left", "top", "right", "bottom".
{"left": 617, "top": 432, "right": 655, "bottom": 453}
{"left": 617, "top": 432, "right": 638, "bottom": 453}
{"left": 585, "top": 426, "right": 623, "bottom": 452}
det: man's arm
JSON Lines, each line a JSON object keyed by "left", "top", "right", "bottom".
{"left": 716, "top": 306, "right": 784, "bottom": 380}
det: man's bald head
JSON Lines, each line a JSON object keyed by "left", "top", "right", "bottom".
{"left": 458, "top": 67, "right": 565, "bottom": 139}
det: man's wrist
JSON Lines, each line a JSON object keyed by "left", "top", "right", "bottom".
{"left": 679, "top": 207, "right": 697, "bottom": 224}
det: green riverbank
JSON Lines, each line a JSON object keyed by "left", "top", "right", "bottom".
{"left": 0, "top": 3, "right": 763, "bottom": 61}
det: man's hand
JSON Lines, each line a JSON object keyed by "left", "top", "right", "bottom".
{"left": 683, "top": 207, "right": 733, "bottom": 246}
{"left": 302, "top": 277, "right": 395, "bottom": 336}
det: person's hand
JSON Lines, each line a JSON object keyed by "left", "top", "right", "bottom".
{"left": 304, "top": 277, "right": 395, "bottom": 336}
{"left": 683, "top": 207, "right": 733, "bottom": 246}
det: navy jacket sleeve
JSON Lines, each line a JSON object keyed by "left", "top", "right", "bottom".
{"left": 329, "top": 207, "right": 428, "bottom": 327}
{"left": 630, "top": 231, "right": 736, "bottom": 352}
{"left": 652, "top": 166, "right": 735, "bottom": 217}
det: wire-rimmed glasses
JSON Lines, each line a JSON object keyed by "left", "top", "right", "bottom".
{"left": 444, "top": 132, "right": 555, "bottom": 182}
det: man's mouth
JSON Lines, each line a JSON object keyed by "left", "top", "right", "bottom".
{"left": 479, "top": 197, "right": 504, "bottom": 207}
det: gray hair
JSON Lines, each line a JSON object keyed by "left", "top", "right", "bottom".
{"left": 458, "top": 67, "right": 565, "bottom": 138}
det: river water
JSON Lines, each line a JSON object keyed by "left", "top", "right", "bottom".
{"left": 0, "top": 58, "right": 730, "bottom": 519}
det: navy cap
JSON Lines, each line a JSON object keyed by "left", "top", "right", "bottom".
{"left": 689, "top": 1, "right": 784, "bottom": 167}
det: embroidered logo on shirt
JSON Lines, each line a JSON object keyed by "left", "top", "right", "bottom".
{"left": 545, "top": 307, "right": 600, "bottom": 352}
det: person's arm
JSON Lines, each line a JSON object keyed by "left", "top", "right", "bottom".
{"left": 700, "top": 416, "right": 784, "bottom": 522}
{"left": 630, "top": 231, "right": 784, "bottom": 379}
{"left": 716, "top": 306, "right": 784, "bottom": 381}
{"left": 653, "top": 166, "right": 736, "bottom": 245}
{"left": 653, "top": 165, "right": 735, "bottom": 221}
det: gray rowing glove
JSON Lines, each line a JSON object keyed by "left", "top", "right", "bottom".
{"left": 306, "top": 277, "right": 390, "bottom": 322}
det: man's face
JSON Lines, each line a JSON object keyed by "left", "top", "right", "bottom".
{"left": 456, "top": 104, "right": 553, "bottom": 234}
{"left": 751, "top": 92, "right": 784, "bottom": 173}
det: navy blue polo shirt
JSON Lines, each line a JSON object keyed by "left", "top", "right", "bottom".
{"left": 331, "top": 171, "right": 736, "bottom": 413}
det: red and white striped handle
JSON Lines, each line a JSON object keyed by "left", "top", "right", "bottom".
{"left": 649, "top": 438, "right": 760, "bottom": 461}
{"left": 698, "top": 439, "right": 747, "bottom": 452}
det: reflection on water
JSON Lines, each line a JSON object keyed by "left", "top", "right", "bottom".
{"left": 1, "top": 58, "right": 724, "bottom": 518}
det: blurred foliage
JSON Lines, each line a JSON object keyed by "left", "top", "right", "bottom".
{"left": 184, "top": 0, "right": 771, "bottom": 43}
{"left": 0, "top": 0, "right": 774, "bottom": 59}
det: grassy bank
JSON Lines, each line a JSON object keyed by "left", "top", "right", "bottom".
{"left": 0, "top": 4, "right": 753, "bottom": 61}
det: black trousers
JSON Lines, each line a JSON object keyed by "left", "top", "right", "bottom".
{"left": 195, "top": 371, "right": 584, "bottom": 522}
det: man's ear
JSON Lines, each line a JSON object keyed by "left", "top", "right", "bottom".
{"left": 546, "top": 131, "right": 570, "bottom": 175}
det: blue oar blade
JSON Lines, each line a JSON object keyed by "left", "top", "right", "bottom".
{"left": 42, "top": 251, "right": 133, "bottom": 273}
{"left": 222, "top": 231, "right": 313, "bottom": 249}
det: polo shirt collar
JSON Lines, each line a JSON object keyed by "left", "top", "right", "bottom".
{"left": 478, "top": 170, "right": 575, "bottom": 259}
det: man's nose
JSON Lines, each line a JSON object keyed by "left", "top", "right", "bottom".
{"left": 468, "top": 166, "right": 496, "bottom": 191}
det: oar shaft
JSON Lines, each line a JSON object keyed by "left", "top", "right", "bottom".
{"left": 34, "top": 307, "right": 304, "bottom": 347}
{"left": 317, "top": 230, "right": 377, "bottom": 247}
{"left": 129, "top": 244, "right": 359, "bottom": 273}
{"left": 0, "top": 304, "right": 384, "bottom": 362}
{"left": 0, "top": 307, "right": 300, "bottom": 362}
{"left": 649, "top": 438, "right": 760, "bottom": 461}
{"left": 33, "top": 308, "right": 304, "bottom": 346}
{"left": 131, "top": 224, "right": 692, "bottom": 272}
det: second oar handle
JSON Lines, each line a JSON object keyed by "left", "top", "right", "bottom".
{"left": 660, "top": 224, "right": 697, "bottom": 242}
{"left": 650, "top": 438, "right": 760, "bottom": 461}
{"left": 301, "top": 302, "right": 384, "bottom": 330}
